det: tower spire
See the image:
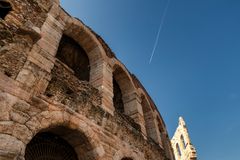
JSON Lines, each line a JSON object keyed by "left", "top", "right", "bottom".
{"left": 179, "top": 116, "right": 186, "bottom": 127}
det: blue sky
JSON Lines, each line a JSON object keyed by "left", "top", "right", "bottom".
{"left": 60, "top": 0, "right": 240, "bottom": 159}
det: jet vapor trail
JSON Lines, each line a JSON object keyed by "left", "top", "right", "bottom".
{"left": 149, "top": 0, "right": 171, "bottom": 64}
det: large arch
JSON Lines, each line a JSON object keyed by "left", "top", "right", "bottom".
{"left": 134, "top": 77, "right": 171, "bottom": 148}
{"left": 156, "top": 116, "right": 165, "bottom": 146}
{"left": 141, "top": 94, "right": 159, "bottom": 143}
{"left": 111, "top": 62, "right": 147, "bottom": 133}
{"left": 24, "top": 125, "right": 101, "bottom": 160}
{"left": 54, "top": 14, "right": 115, "bottom": 113}
{"left": 25, "top": 129, "right": 79, "bottom": 160}
{"left": 25, "top": 110, "right": 105, "bottom": 159}
{"left": 63, "top": 17, "right": 107, "bottom": 85}
{"left": 156, "top": 115, "right": 175, "bottom": 159}
{"left": 112, "top": 64, "right": 136, "bottom": 114}
{"left": 0, "top": 110, "right": 105, "bottom": 160}
{"left": 56, "top": 34, "right": 90, "bottom": 81}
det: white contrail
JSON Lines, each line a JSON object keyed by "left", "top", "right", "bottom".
{"left": 149, "top": 0, "right": 171, "bottom": 64}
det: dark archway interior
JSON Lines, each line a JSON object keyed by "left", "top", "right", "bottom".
{"left": 0, "top": 1, "right": 12, "bottom": 19}
{"left": 25, "top": 126, "right": 96, "bottom": 160}
{"left": 56, "top": 35, "right": 90, "bottom": 81}
{"left": 142, "top": 97, "right": 151, "bottom": 113}
{"left": 25, "top": 132, "right": 78, "bottom": 160}
{"left": 157, "top": 117, "right": 164, "bottom": 135}
{"left": 122, "top": 158, "right": 133, "bottom": 160}
{"left": 113, "top": 77, "right": 124, "bottom": 113}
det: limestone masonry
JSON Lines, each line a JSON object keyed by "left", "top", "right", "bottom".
{"left": 0, "top": 0, "right": 195, "bottom": 159}
{"left": 171, "top": 117, "right": 197, "bottom": 160}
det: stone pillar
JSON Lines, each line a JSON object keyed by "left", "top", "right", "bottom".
{"left": 123, "top": 92, "right": 147, "bottom": 134}
{"left": 155, "top": 117, "right": 164, "bottom": 146}
{"left": 90, "top": 58, "right": 114, "bottom": 114}
{"left": 0, "top": 134, "right": 25, "bottom": 160}
{"left": 161, "top": 132, "right": 175, "bottom": 160}
{"left": 144, "top": 111, "right": 160, "bottom": 142}
{"left": 16, "top": 2, "right": 64, "bottom": 95}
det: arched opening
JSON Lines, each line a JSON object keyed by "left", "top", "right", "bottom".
{"left": 112, "top": 66, "right": 137, "bottom": 114}
{"left": 0, "top": 0, "right": 12, "bottom": 19}
{"left": 25, "top": 126, "right": 97, "bottom": 160}
{"left": 112, "top": 67, "right": 132, "bottom": 114}
{"left": 141, "top": 96, "right": 158, "bottom": 141}
{"left": 181, "top": 135, "right": 186, "bottom": 149}
{"left": 113, "top": 77, "right": 124, "bottom": 113}
{"left": 157, "top": 117, "right": 164, "bottom": 145}
{"left": 112, "top": 66, "right": 143, "bottom": 131}
{"left": 176, "top": 143, "right": 181, "bottom": 157}
{"left": 25, "top": 132, "right": 78, "bottom": 160}
{"left": 56, "top": 35, "right": 90, "bottom": 81}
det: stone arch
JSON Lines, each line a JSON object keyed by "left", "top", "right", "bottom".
{"left": 156, "top": 116, "right": 165, "bottom": 146}
{"left": 113, "top": 148, "right": 145, "bottom": 160}
{"left": 24, "top": 125, "right": 102, "bottom": 160}
{"left": 156, "top": 115, "right": 175, "bottom": 159}
{"left": 157, "top": 116, "right": 165, "bottom": 133}
{"left": 141, "top": 94, "right": 159, "bottom": 143}
{"left": 25, "top": 130, "right": 79, "bottom": 160}
{"left": 111, "top": 62, "right": 147, "bottom": 132}
{"left": 137, "top": 88, "right": 155, "bottom": 111}
{"left": 24, "top": 110, "right": 105, "bottom": 160}
{"left": 0, "top": 111, "right": 105, "bottom": 160}
{"left": 63, "top": 17, "right": 107, "bottom": 86}
{"left": 112, "top": 63, "right": 136, "bottom": 114}
{"left": 51, "top": 14, "right": 115, "bottom": 113}
{"left": 56, "top": 34, "right": 91, "bottom": 81}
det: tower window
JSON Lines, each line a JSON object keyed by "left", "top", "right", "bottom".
{"left": 0, "top": 1, "right": 12, "bottom": 19}
{"left": 176, "top": 143, "right": 181, "bottom": 157}
{"left": 181, "top": 135, "right": 186, "bottom": 148}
